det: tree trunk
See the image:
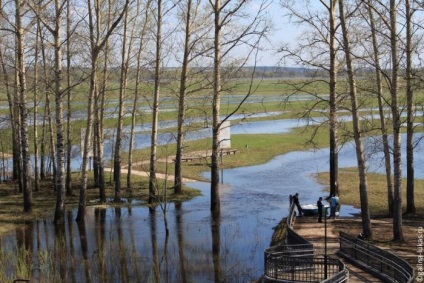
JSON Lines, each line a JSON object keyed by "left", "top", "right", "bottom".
{"left": 174, "top": 0, "right": 193, "bottom": 194}
{"left": 0, "top": 36, "right": 17, "bottom": 185}
{"left": 114, "top": 6, "right": 130, "bottom": 202}
{"left": 328, "top": 0, "right": 339, "bottom": 197}
{"left": 367, "top": 0, "right": 393, "bottom": 217}
{"left": 338, "top": 0, "right": 372, "bottom": 238}
{"left": 405, "top": 0, "right": 415, "bottom": 215}
{"left": 53, "top": 0, "right": 66, "bottom": 224}
{"left": 211, "top": 0, "right": 221, "bottom": 212}
{"left": 66, "top": 0, "right": 73, "bottom": 197}
{"left": 128, "top": 0, "right": 148, "bottom": 190}
{"left": 389, "top": 0, "right": 404, "bottom": 241}
{"left": 77, "top": 0, "right": 98, "bottom": 222}
{"left": 210, "top": 0, "right": 222, "bottom": 212}
{"left": 76, "top": 0, "right": 129, "bottom": 221}
{"left": 149, "top": 0, "right": 162, "bottom": 205}
{"left": 33, "top": 22, "right": 40, "bottom": 193}
{"left": 95, "top": 30, "right": 109, "bottom": 203}
{"left": 15, "top": 0, "right": 32, "bottom": 212}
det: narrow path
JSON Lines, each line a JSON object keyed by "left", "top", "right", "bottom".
{"left": 294, "top": 216, "right": 383, "bottom": 283}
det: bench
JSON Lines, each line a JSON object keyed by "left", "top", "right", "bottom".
{"left": 219, "top": 149, "right": 237, "bottom": 155}
{"left": 172, "top": 149, "right": 238, "bottom": 163}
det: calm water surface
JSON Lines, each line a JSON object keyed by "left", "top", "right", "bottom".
{"left": 1, "top": 148, "right": 365, "bottom": 282}
{"left": 1, "top": 120, "right": 423, "bottom": 282}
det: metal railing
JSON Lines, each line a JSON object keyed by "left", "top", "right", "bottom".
{"left": 263, "top": 197, "right": 349, "bottom": 283}
{"left": 263, "top": 254, "right": 346, "bottom": 283}
{"left": 339, "top": 231, "right": 415, "bottom": 283}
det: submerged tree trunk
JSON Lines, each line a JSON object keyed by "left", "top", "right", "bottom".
{"left": 210, "top": 0, "right": 222, "bottom": 212}
{"left": 33, "top": 22, "right": 40, "bottom": 193}
{"left": 149, "top": 0, "right": 162, "bottom": 205}
{"left": 0, "top": 34, "right": 17, "bottom": 185}
{"left": 128, "top": 0, "right": 149, "bottom": 190}
{"left": 338, "top": 0, "right": 372, "bottom": 238}
{"left": 16, "top": 0, "right": 32, "bottom": 212}
{"left": 66, "top": 0, "right": 73, "bottom": 197}
{"left": 53, "top": 0, "right": 67, "bottom": 224}
{"left": 174, "top": 0, "right": 193, "bottom": 194}
{"left": 76, "top": 0, "right": 129, "bottom": 222}
{"left": 95, "top": 28, "right": 109, "bottom": 203}
{"left": 114, "top": 6, "right": 130, "bottom": 202}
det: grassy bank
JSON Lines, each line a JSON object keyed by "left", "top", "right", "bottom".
{"left": 315, "top": 168, "right": 424, "bottom": 216}
{"left": 0, "top": 173, "right": 201, "bottom": 236}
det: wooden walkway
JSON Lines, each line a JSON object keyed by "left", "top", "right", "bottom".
{"left": 293, "top": 216, "right": 383, "bottom": 283}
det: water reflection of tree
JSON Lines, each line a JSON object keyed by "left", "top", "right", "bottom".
{"left": 15, "top": 223, "right": 33, "bottom": 279}
{"left": 76, "top": 220, "right": 92, "bottom": 283}
{"left": 115, "top": 207, "right": 129, "bottom": 282}
{"left": 94, "top": 208, "right": 106, "bottom": 281}
{"left": 149, "top": 210, "right": 160, "bottom": 282}
{"left": 211, "top": 211, "right": 221, "bottom": 282}
{"left": 54, "top": 223, "right": 68, "bottom": 280}
{"left": 175, "top": 202, "right": 188, "bottom": 282}
{"left": 66, "top": 211, "right": 77, "bottom": 282}
{"left": 127, "top": 204, "right": 144, "bottom": 282}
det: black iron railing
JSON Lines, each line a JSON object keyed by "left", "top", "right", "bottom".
{"left": 339, "top": 231, "right": 415, "bottom": 283}
{"left": 263, "top": 254, "right": 346, "bottom": 283}
{"left": 263, "top": 197, "right": 349, "bottom": 283}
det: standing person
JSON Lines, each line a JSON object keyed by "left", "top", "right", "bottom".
{"left": 330, "top": 194, "right": 339, "bottom": 219}
{"left": 317, "top": 197, "right": 323, "bottom": 223}
{"left": 293, "top": 193, "right": 303, "bottom": 217}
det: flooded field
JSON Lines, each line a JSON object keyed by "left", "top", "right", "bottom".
{"left": 0, "top": 117, "right": 422, "bottom": 282}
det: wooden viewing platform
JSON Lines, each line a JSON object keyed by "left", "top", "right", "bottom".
{"left": 293, "top": 216, "right": 383, "bottom": 283}
{"left": 264, "top": 198, "right": 417, "bottom": 283}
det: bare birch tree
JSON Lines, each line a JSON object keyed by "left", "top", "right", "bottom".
{"left": 94, "top": 0, "right": 113, "bottom": 203}
{"left": 15, "top": 0, "right": 33, "bottom": 212}
{"left": 280, "top": 0, "right": 341, "bottom": 197}
{"left": 51, "top": 0, "right": 66, "bottom": 224}
{"left": 389, "top": 0, "right": 404, "bottom": 241}
{"left": 127, "top": 0, "right": 152, "bottom": 189}
{"left": 148, "top": 0, "right": 163, "bottom": 205}
{"left": 113, "top": 3, "right": 131, "bottom": 202}
{"left": 76, "top": 0, "right": 129, "bottom": 222}
{"left": 33, "top": 21, "right": 41, "bottom": 193}
{"left": 209, "top": 0, "right": 270, "bottom": 212}
{"left": 65, "top": 0, "right": 73, "bottom": 196}
{"left": 173, "top": 0, "right": 194, "bottom": 195}
{"left": 324, "top": 0, "right": 339, "bottom": 197}
{"left": 405, "top": 0, "right": 415, "bottom": 215}
{"left": 364, "top": 0, "right": 393, "bottom": 216}
{"left": 173, "top": 0, "right": 209, "bottom": 194}
{"left": 338, "top": 0, "right": 372, "bottom": 238}
{"left": 29, "top": 0, "right": 68, "bottom": 223}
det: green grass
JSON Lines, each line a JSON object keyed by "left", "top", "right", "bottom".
{"left": 315, "top": 168, "right": 424, "bottom": 216}
{"left": 0, "top": 172, "right": 201, "bottom": 236}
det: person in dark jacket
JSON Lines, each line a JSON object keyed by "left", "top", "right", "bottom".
{"left": 293, "top": 193, "right": 303, "bottom": 217}
{"left": 317, "top": 197, "right": 323, "bottom": 223}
